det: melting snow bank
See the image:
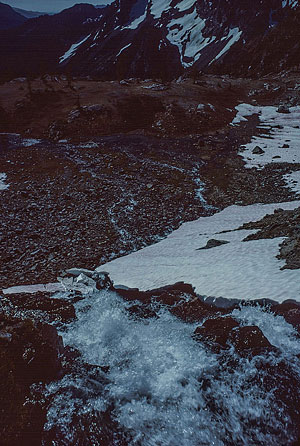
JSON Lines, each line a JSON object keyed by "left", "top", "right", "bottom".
{"left": 2, "top": 283, "right": 64, "bottom": 295}
{"left": 232, "top": 104, "right": 300, "bottom": 169}
{"left": 98, "top": 201, "right": 300, "bottom": 302}
{"left": 284, "top": 170, "right": 300, "bottom": 194}
{"left": 44, "top": 287, "right": 300, "bottom": 445}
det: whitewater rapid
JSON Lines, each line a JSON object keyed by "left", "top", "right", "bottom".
{"left": 44, "top": 289, "right": 300, "bottom": 445}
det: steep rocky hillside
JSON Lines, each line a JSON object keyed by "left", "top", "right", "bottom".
{"left": 0, "top": 0, "right": 299, "bottom": 81}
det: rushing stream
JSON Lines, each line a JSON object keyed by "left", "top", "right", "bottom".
{"left": 44, "top": 289, "right": 300, "bottom": 445}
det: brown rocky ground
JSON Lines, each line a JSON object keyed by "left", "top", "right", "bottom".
{"left": 1, "top": 73, "right": 298, "bottom": 140}
{"left": 1, "top": 73, "right": 300, "bottom": 446}
{"left": 1, "top": 74, "right": 300, "bottom": 290}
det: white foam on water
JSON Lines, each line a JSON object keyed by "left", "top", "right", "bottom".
{"left": 45, "top": 290, "right": 300, "bottom": 445}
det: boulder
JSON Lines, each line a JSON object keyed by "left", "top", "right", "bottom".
{"left": 171, "top": 297, "right": 227, "bottom": 322}
{"left": 228, "top": 325, "right": 274, "bottom": 356}
{"left": 252, "top": 146, "right": 265, "bottom": 154}
{"left": 116, "top": 282, "right": 197, "bottom": 306}
{"left": 193, "top": 316, "right": 239, "bottom": 350}
{"left": 0, "top": 315, "right": 64, "bottom": 445}
{"left": 127, "top": 304, "right": 157, "bottom": 319}
{"left": 64, "top": 269, "right": 113, "bottom": 291}
{"left": 273, "top": 301, "right": 300, "bottom": 333}
{"left": 198, "top": 239, "right": 229, "bottom": 250}
{"left": 277, "top": 105, "right": 290, "bottom": 114}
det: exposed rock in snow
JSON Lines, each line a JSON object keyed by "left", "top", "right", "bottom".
{"left": 197, "top": 239, "right": 229, "bottom": 249}
{"left": 252, "top": 146, "right": 265, "bottom": 154}
{"left": 233, "top": 104, "right": 300, "bottom": 169}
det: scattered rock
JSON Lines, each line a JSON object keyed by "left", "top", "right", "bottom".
{"left": 142, "top": 83, "right": 169, "bottom": 91}
{"left": 282, "top": 143, "right": 290, "bottom": 148}
{"left": 277, "top": 105, "right": 290, "bottom": 114}
{"left": 3, "top": 292, "right": 75, "bottom": 323}
{"left": 197, "top": 239, "right": 229, "bottom": 250}
{"left": 278, "top": 235, "right": 300, "bottom": 269}
{"left": 240, "top": 206, "right": 300, "bottom": 270}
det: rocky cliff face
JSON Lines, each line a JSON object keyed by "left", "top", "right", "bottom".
{"left": 0, "top": 0, "right": 299, "bottom": 80}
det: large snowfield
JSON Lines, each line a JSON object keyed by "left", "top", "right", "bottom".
{"left": 99, "top": 201, "right": 300, "bottom": 303}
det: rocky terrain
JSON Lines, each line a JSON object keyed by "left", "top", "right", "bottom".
{"left": 240, "top": 206, "right": 300, "bottom": 269}
{"left": 1, "top": 71, "right": 300, "bottom": 444}
{"left": 1, "top": 74, "right": 299, "bottom": 289}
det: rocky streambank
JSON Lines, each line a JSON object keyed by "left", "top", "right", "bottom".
{"left": 1, "top": 269, "right": 300, "bottom": 445}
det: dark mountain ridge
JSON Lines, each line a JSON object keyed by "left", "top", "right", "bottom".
{"left": 0, "top": 1, "right": 27, "bottom": 30}
{"left": 12, "top": 7, "right": 47, "bottom": 19}
{"left": 0, "top": 0, "right": 299, "bottom": 81}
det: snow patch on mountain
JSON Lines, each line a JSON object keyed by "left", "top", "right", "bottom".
{"left": 59, "top": 34, "right": 91, "bottom": 64}
{"left": 166, "top": 9, "right": 211, "bottom": 66}
{"left": 150, "top": 0, "right": 172, "bottom": 18}
{"left": 282, "top": 0, "right": 299, "bottom": 8}
{"left": 126, "top": 12, "right": 147, "bottom": 29}
{"left": 210, "top": 27, "right": 243, "bottom": 63}
{"left": 116, "top": 43, "right": 132, "bottom": 57}
{"left": 98, "top": 201, "right": 300, "bottom": 302}
{"left": 120, "top": 0, "right": 242, "bottom": 67}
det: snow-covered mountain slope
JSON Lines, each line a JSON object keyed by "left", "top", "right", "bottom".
{"left": 0, "top": 0, "right": 299, "bottom": 80}
{"left": 54, "top": 0, "right": 300, "bottom": 79}
{"left": 58, "top": 0, "right": 283, "bottom": 77}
